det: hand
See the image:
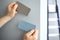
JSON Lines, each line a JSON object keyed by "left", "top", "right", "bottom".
{"left": 24, "top": 29, "right": 38, "bottom": 40}
{"left": 0, "top": 2, "right": 18, "bottom": 28}
{"left": 7, "top": 2, "right": 18, "bottom": 18}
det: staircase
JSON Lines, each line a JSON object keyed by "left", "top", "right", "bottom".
{"left": 48, "top": 0, "right": 59, "bottom": 40}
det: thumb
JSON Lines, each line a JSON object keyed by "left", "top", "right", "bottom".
{"left": 26, "top": 29, "right": 35, "bottom": 36}
{"left": 33, "top": 29, "right": 38, "bottom": 39}
{"left": 13, "top": 4, "right": 18, "bottom": 11}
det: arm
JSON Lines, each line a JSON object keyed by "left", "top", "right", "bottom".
{"left": 0, "top": 15, "right": 12, "bottom": 28}
{"left": 0, "top": 2, "right": 18, "bottom": 28}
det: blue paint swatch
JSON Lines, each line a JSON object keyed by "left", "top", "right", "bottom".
{"left": 18, "top": 21, "right": 36, "bottom": 32}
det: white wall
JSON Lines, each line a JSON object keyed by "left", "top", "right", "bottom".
{"left": 40, "top": 0, "right": 47, "bottom": 40}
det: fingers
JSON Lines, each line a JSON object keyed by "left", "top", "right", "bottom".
{"left": 33, "top": 29, "right": 38, "bottom": 36}
{"left": 33, "top": 29, "right": 38, "bottom": 39}
{"left": 24, "top": 29, "right": 38, "bottom": 40}
{"left": 8, "top": 2, "right": 16, "bottom": 8}
{"left": 26, "top": 29, "right": 35, "bottom": 36}
{"left": 8, "top": 2, "right": 18, "bottom": 10}
{"left": 8, "top": 2, "right": 16, "bottom": 11}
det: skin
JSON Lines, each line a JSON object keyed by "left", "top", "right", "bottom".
{"left": 0, "top": 2, "right": 38, "bottom": 40}
{"left": 24, "top": 29, "right": 38, "bottom": 40}
{"left": 0, "top": 2, "right": 18, "bottom": 28}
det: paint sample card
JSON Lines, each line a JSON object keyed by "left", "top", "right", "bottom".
{"left": 18, "top": 21, "right": 36, "bottom": 32}
{"left": 16, "top": 1, "right": 31, "bottom": 16}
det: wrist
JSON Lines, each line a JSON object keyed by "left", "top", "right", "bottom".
{"left": 7, "top": 12, "right": 14, "bottom": 18}
{"left": 6, "top": 14, "right": 13, "bottom": 19}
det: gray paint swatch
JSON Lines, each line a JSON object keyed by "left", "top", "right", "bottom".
{"left": 16, "top": 1, "right": 31, "bottom": 16}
